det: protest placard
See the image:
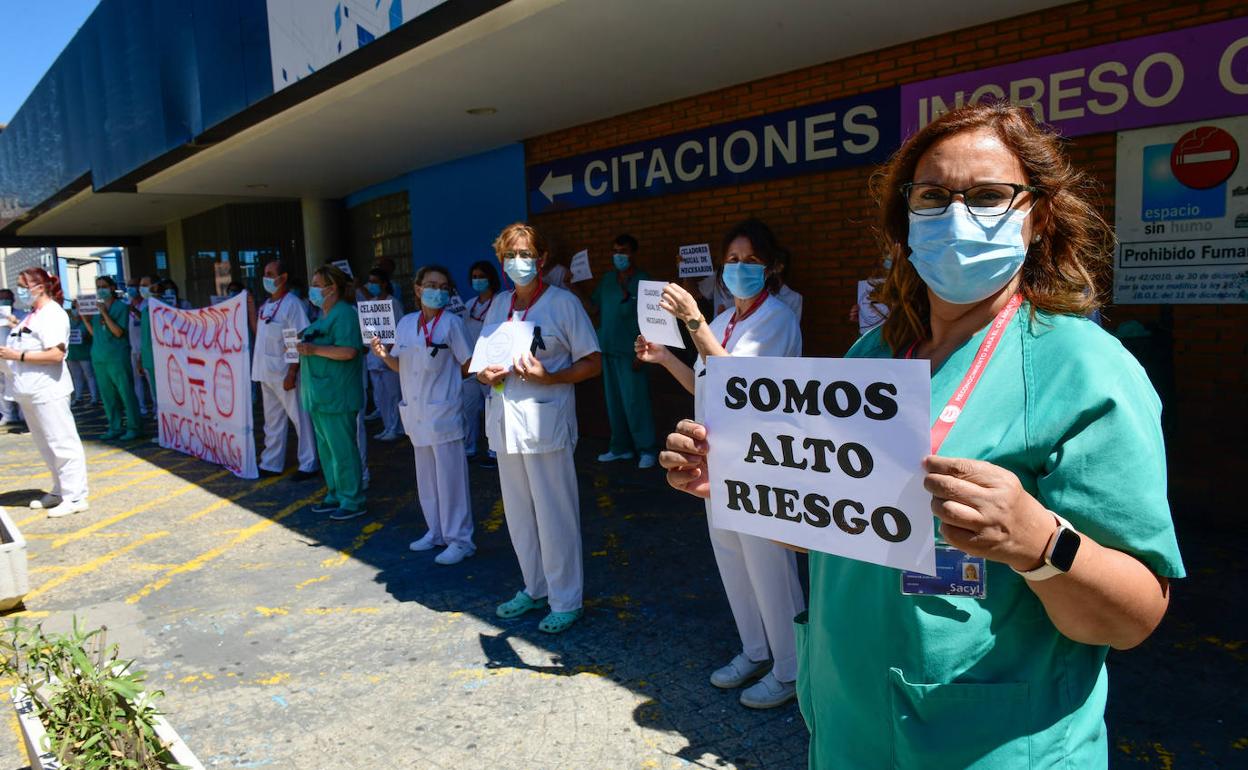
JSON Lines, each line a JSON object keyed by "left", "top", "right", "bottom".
{"left": 447, "top": 292, "right": 467, "bottom": 317}
{"left": 678, "top": 243, "right": 715, "bottom": 278}
{"left": 76, "top": 294, "right": 99, "bottom": 316}
{"left": 331, "top": 259, "right": 354, "bottom": 278}
{"left": 857, "top": 280, "right": 888, "bottom": 334}
{"left": 282, "top": 327, "right": 300, "bottom": 363}
{"left": 357, "top": 299, "right": 396, "bottom": 344}
{"left": 67, "top": 328, "right": 83, "bottom": 345}
{"left": 468, "top": 321, "right": 536, "bottom": 373}
{"left": 569, "top": 250, "right": 592, "bottom": 283}
{"left": 150, "top": 292, "right": 257, "bottom": 478}
{"left": 705, "top": 356, "right": 934, "bottom": 575}
{"left": 637, "top": 280, "right": 685, "bottom": 349}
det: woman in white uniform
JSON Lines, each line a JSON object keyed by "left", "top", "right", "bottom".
{"left": 478, "top": 223, "right": 601, "bottom": 634}
{"left": 251, "top": 259, "right": 319, "bottom": 480}
{"left": 0, "top": 268, "right": 88, "bottom": 518}
{"left": 363, "top": 267, "right": 404, "bottom": 442}
{"left": 461, "top": 260, "right": 500, "bottom": 462}
{"left": 636, "top": 218, "right": 805, "bottom": 709}
{"left": 372, "top": 264, "right": 475, "bottom": 565}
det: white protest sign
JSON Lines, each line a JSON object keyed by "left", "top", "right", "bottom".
{"left": 0, "top": 306, "right": 11, "bottom": 320}
{"left": 678, "top": 243, "right": 715, "bottom": 278}
{"left": 705, "top": 356, "right": 935, "bottom": 575}
{"left": 76, "top": 295, "right": 99, "bottom": 316}
{"left": 468, "top": 321, "right": 535, "bottom": 373}
{"left": 637, "top": 280, "right": 685, "bottom": 349}
{"left": 67, "top": 328, "right": 83, "bottom": 345}
{"left": 150, "top": 292, "right": 258, "bottom": 479}
{"left": 857, "top": 280, "right": 888, "bottom": 335}
{"left": 282, "top": 327, "right": 299, "bottom": 363}
{"left": 357, "top": 298, "right": 396, "bottom": 344}
{"left": 209, "top": 295, "right": 227, "bottom": 306}
{"left": 447, "top": 292, "right": 467, "bottom": 317}
{"left": 569, "top": 250, "right": 592, "bottom": 283}
{"left": 331, "top": 259, "right": 354, "bottom": 278}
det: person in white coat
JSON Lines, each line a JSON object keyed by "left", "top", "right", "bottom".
{"left": 125, "top": 281, "right": 153, "bottom": 416}
{"left": 372, "top": 264, "right": 475, "bottom": 565}
{"left": 0, "top": 289, "right": 26, "bottom": 425}
{"left": 477, "top": 223, "right": 602, "bottom": 634}
{"left": 636, "top": 218, "right": 805, "bottom": 709}
{"left": 0, "top": 268, "right": 88, "bottom": 517}
{"left": 461, "top": 259, "right": 500, "bottom": 464}
{"left": 252, "top": 260, "right": 319, "bottom": 480}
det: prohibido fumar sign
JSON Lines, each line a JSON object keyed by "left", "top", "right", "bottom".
{"left": 705, "top": 357, "right": 935, "bottom": 575}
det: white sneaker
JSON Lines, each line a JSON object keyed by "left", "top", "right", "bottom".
{"left": 739, "top": 672, "right": 797, "bottom": 709}
{"left": 434, "top": 543, "right": 475, "bottom": 565}
{"left": 638, "top": 453, "right": 657, "bottom": 469}
{"left": 709, "top": 653, "right": 769, "bottom": 689}
{"left": 46, "top": 499, "right": 89, "bottom": 519}
{"left": 596, "top": 450, "right": 635, "bottom": 462}
{"left": 409, "top": 532, "right": 442, "bottom": 552}
{"left": 29, "top": 494, "right": 62, "bottom": 510}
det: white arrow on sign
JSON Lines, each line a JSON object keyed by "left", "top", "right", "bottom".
{"left": 539, "top": 170, "right": 573, "bottom": 202}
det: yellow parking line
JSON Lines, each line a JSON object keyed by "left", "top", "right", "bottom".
{"left": 51, "top": 470, "right": 230, "bottom": 549}
{"left": 15, "top": 457, "right": 199, "bottom": 528}
{"left": 125, "top": 489, "right": 324, "bottom": 604}
{"left": 181, "top": 473, "right": 289, "bottom": 523}
{"left": 321, "top": 513, "right": 394, "bottom": 568}
{"left": 24, "top": 531, "right": 170, "bottom": 603}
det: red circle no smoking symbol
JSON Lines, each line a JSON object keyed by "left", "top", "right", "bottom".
{"left": 1169, "top": 126, "right": 1239, "bottom": 190}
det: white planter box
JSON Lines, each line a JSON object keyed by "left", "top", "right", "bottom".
{"left": 11, "top": 685, "right": 204, "bottom": 770}
{"left": 0, "top": 506, "right": 29, "bottom": 611}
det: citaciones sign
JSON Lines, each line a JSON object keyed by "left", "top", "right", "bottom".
{"left": 526, "top": 88, "right": 899, "bottom": 214}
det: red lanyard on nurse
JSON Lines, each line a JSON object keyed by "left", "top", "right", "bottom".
{"left": 259, "top": 293, "right": 287, "bottom": 324}
{"left": 507, "top": 278, "right": 546, "bottom": 322}
{"left": 720, "top": 291, "right": 769, "bottom": 349}
{"left": 418, "top": 308, "right": 444, "bottom": 348}
{"left": 907, "top": 292, "right": 1023, "bottom": 454}
{"left": 469, "top": 294, "right": 494, "bottom": 322}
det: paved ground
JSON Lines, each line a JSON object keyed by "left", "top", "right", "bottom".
{"left": 0, "top": 400, "right": 1242, "bottom": 769}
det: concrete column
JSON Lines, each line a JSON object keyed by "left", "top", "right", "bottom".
{"left": 301, "top": 198, "right": 344, "bottom": 277}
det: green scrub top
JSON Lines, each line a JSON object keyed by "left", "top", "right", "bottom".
{"left": 89, "top": 299, "right": 131, "bottom": 364}
{"left": 67, "top": 319, "right": 91, "bottom": 362}
{"left": 298, "top": 300, "right": 365, "bottom": 414}
{"left": 140, "top": 305, "right": 154, "bottom": 372}
{"left": 592, "top": 268, "right": 649, "bottom": 355}
{"left": 798, "top": 308, "right": 1184, "bottom": 770}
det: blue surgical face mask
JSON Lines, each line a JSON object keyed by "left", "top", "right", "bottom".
{"left": 721, "top": 262, "right": 767, "bottom": 300}
{"left": 126, "top": 286, "right": 139, "bottom": 299}
{"left": 139, "top": 286, "right": 152, "bottom": 299}
{"left": 907, "top": 202, "right": 1032, "bottom": 305}
{"left": 15, "top": 287, "right": 31, "bottom": 304}
{"left": 612, "top": 252, "right": 630, "bottom": 271}
{"left": 97, "top": 288, "right": 113, "bottom": 301}
{"left": 422, "top": 287, "right": 450, "bottom": 309}
{"left": 366, "top": 282, "right": 382, "bottom": 297}
{"left": 163, "top": 291, "right": 176, "bottom": 302}
{"left": 471, "top": 278, "right": 490, "bottom": 293}
{"left": 262, "top": 277, "right": 278, "bottom": 294}
{"left": 504, "top": 257, "right": 538, "bottom": 287}
{"left": 308, "top": 286, "right": 326, "bottom": 308}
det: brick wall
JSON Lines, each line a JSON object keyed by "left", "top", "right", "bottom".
{"left": 528, "top": 0, "right": 1246, "bottom": 516}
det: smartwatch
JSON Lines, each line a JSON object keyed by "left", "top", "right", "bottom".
{"left": 1012, "top": 513, "right": 1081, "bottom": 582}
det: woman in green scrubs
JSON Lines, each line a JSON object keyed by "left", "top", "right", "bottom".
{"left": 660, "top": 102, "right": 1183, "bottom": 769}
{"left": 295, "top": 264, "right": 366, "bottom": 521}
{"left": 88, "top": 276, "right": 142, "bottom": 441}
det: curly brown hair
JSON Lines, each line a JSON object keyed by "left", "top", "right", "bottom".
{"left": 869, "top": 102, "right": 1114, "bottom": 353}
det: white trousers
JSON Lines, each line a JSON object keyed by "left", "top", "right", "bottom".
{"left": 706, "top": 508, "right": 806, "bottom": 682}
{"left": 369, "top": 368, "right": 402, "bottom": 435}
{"left": 258, "top": 380, "right": 318, "bottom": 473}
{"left": 496, "top": 445, "right": 583, "bottom": 612}
{"left": 17, "top": 395, "right": 87, "bottom": 502}
{"left": 67, "top": 360, "right": 98, "bottom": 403}
{"left": 130, "top": 350, "right": 151, "bottom": 412}
{"left": 0, "top": 373, "right": 21, "bottom": 421}
{"left": 413, "top": 439, "right": 473, "bottom": 549}
{"left": 461, "top": 378, "right": 487, "bottom": 454}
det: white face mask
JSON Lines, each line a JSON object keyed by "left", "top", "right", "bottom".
{"left": 907, "top": 203, "right": 1032, "bottom": 304}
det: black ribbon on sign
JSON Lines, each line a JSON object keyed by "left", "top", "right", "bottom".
{"left": 428, "top": 342, "right": 448, "bottom": 358}
{"left": 530, "top": 326, "right": 546, "bottom": 355}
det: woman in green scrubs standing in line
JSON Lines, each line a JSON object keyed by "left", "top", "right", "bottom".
{"left": 661, "top": 102, "right": 1183, "bottom": 769}
{"left": 295, "top": 264, "right": 367, "bottom": 521}
{"left": 88, "top": 276, "right": 142, "bottom": 441}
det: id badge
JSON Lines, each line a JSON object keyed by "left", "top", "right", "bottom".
{"left": 901, "top": 545, "right": 987, "bottom": 599}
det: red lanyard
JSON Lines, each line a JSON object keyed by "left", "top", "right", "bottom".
{"left": 720, "top": 292, "right": 769, "bottom": 349}
{"left": 470, "top": 294, "right": 494, "bottom": 322}
{"left": 259, "top": 293, "right": 287, "bottom": 323}
{"left": 419, "top": 309, "right": 444, "bottom": 347}
{"left": 908, "top": 293, "right": 1023, "bottom": 454}
{"left": 508, "top": 279, "right": 546, "bottom": 322}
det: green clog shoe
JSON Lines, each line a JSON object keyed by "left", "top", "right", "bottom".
{"left": 496, "top": 590, "right": 548, "bottom": 619}
{"left": 538, "top": 608, "right": 583, "bottom": 634}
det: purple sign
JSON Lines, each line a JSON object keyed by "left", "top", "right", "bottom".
{"left": 900, "top": 17, "right": 1248, "bottom": 139}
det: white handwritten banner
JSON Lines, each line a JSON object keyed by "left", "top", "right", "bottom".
{"left": 150, "top": 293, "right": 258, "bottom": 479}
{"left": 357, "top": 299, "right": 397, "bottom": 344}
{"left": 637, "top": 280, "right": 685, "bottom": 349}
{"left": 678, "top": 243, "right": 714, "bottom": 278}
{"left": 705, "top": 356, "right": 934, "bottom": 575}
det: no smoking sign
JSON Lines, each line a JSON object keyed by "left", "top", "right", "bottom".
{"left": 1170, "top": 126, "right": 1239, "bottom": 189}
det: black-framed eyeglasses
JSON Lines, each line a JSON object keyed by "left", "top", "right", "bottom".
{"left": 502, "top": 250, "right": 536, "bottom": 260}
{"left": 901, "top": 182, "right": 1041, "bottom": 217}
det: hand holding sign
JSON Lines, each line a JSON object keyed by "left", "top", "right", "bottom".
{"left": 468, "top": 321, "right": 535, "bottom": 374}
{"left": 660, "top": 419, "right": 712, "bottom": 498}
{"left": 637, "top": 281, "right": 686, "bottom": 349}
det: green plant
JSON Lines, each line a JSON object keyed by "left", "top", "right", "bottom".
{"left": 0, "top": 618, "right": 189, "bottom": 770}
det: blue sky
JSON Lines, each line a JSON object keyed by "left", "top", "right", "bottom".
{"left": 0, "top": 1, "right": 99, "bottom": 124}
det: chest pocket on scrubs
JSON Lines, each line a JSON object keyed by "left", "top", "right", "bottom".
{"left": 888, "top": 667, "right": 1032, "bottom": 769}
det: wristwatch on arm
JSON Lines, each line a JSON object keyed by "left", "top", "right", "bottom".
{"left": 1012, "top": 512, "right": 1082, "bottom": 582}
{"left": 684, "top": 315, "right": 704, "bottom": 331}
